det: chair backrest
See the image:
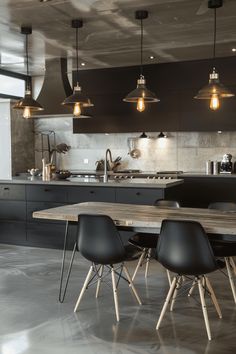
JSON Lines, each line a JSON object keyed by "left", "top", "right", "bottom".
{"left": 208, "top": 202, "right": 236, "bottom": 212}
{"left": 78, "top": 214, "right": 125, "bottom": 265}
{"left": 155, "top": 199, "right": 180, "bottom": 208}
{"left": 157, "top": 219, "right": 218, "bottom": 276}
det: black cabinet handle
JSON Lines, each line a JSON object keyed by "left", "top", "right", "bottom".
{"left": 90, "top": 190, "right": 95, "bottom": 194}
{"left": 136, "top": 192, "right": 141, "bottom": 196}
{"left": 44, "top": 188, "right": 51, "bottom": 192}
{"left": 4, "top": 187, "right": 9, "bottom": 190}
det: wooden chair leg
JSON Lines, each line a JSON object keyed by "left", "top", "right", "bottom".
{"left": 205, "top": 276, "right": 222, "bottom": 319}
{"left": 225, "top": 257, "right": 236, "bottom": 303}
{"left": 156, "top": 277, "right": 177, "bottom": 330}
{"left": 229, "top": 257, "right": 236, "bottom": 276}
{"left": 166, "top": 270, "right": 172, "bottom": 287}
{"left": 74, "top": 265, "right": 93, "bottom": 312}
{"left": 170, "top": 277, "right": 182, "bottom": 311}
{"left": 132, "top": 250, "right": 146, "bottom": 281}
{"left": 111, "top": 266, "right": 120, "bottom": 322}
{"left": 123, "top": 265, "right": 142, "bottom": 305}
{"left": 198, "top": 277, "right": 212, "bottom": 341}
{"left": 95, "top": 265, "right": 104, "bottom": 298}
{"left": 188, "top": 279, "right": 197, "bottom": 297}
{"left": 145, "top": 248, "right": 152, "bottom": 278}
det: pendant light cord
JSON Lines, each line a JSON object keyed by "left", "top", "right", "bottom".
{"left": 213, "top": 8, "right": 216, "bottom": 63}
{"left": 76, "top": 26, "right": 79, "bottom": 86}
{"left": 140, "top": 18, "right": 143, "bottom": 77}
{"left": 26, "top": 33, "right": 30, "bottom": 91}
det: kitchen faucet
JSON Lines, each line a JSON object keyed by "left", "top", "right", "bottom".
{"left": 103, "top": 148, "right": 112, "bottom": 182}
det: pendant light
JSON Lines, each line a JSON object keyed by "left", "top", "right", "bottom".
{"left": 62, "top": 19, "right": 93, "bottom": 117}
{"left": 158, "top": 132, "right": 167, "bottom": 139}
{"left": 139, "top": 132, "right": 148, "bottom": 138}
{"left": 13, "top": 26, "right": 43, "bottom": 119}
{"left": 123, "top": 10, "right": 159, "bottom": 112}
{"left": 194, "top": 0, "right": 234, "bottom": 110}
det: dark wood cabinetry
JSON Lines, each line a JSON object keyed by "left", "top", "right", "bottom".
{"left": 73, "top": 56, "right": 236, "bottom": 133}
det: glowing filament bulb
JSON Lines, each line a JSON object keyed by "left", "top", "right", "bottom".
{"left": 23, "top": 106, "right": 31, "bottom": 119}
{"left": 210, "top": 94, "right": 220, "bottom": 111}
{"left": 73, "top": 102, "right": 81, "bottom": 117}
{"left": 137, "top": 97, "right": 145, "bottom": 112}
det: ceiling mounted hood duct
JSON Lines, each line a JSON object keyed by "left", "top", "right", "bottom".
{"left": 35, "top": 57, "right": 90, "bottom": 118}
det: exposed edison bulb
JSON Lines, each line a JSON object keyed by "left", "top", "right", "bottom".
{"left": 23, "top": 106, "right": 31, "bottom": 119}
{"left": 210, "top": 94, "right": 220, "bottom": 111}
{"left": 73, "top": 102, "right": 81, "bottom": 117}
{"left": 137, "top": 97, "right": 145, "bottom": 112}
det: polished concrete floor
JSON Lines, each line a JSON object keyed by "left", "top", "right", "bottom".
{"left": 0, "top": 244, "right": 236, "bottom": 354}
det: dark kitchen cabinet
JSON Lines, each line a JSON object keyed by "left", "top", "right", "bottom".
{"left": 116, "top": 188, "right": 164, "bottom": 205}
{"left": 26, "top": 185, "right": 67, "bottom": 202}
{"left": 67, "top": 186, "right": 116, "bottom": 203}
{"left": 73, "top": 56, "right": 236, "bottom": 133}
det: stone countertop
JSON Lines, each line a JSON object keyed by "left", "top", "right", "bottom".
{"left": 0, "top": 176, "right": 183, "bottom": 189}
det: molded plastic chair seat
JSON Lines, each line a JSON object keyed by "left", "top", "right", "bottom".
{"left": 123, "top": 244, "right": 143, "bottom": 261}
{"left": 156, "top": 219, "right": 222, "bottom": 341}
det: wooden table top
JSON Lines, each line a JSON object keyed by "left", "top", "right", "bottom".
{"left": 33, "top": 202, "right": 236, "bottom": 235}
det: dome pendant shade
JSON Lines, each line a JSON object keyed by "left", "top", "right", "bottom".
{"left": 194, "top": 68, "right": 234, "bottom": 99}
{"left": 123, "top": 75, "right": 159, "bottom": 103}
{"left": 13, "top": 90, "right": 44, "bottom": 111}
{"left": 62, "top": 84, "right": 93, "bottom": 107}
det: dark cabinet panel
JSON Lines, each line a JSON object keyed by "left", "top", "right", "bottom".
{"left": 27, "top": 202, "right": 66, "bottom": 223}
{"left": 27, "top": 222, "right": 77, "bottom": 249}
{"left": 0, "top": 221, "right": 26, "bottom": 245}
{"left": 67, "top": 186, "right": 116, "bottom": 203}
{"left": 0, "top": 184, "right": 25, "bottom": 200}
{"left": 0, "top": 201, "right": 26, "bottom": 221}
{"left": 26, "top": 185, "right": 67, "bottom": 203}
{"left": 116, "top": 188, "right": 164, "bottom": 205}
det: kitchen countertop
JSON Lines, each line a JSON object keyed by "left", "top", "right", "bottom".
{"left": 0, "top": 176, "right": 183, "bottom": 189}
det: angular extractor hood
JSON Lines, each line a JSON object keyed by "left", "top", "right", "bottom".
{"left": 35, "top": 57, "right": 73, "bottom": 117}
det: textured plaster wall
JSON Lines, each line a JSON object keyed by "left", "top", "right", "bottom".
{"left": 34, "top": 117, "right": 236, "bottom": 172}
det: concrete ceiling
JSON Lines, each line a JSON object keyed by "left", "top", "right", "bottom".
{"left": 0, "top": 0, "right": 236, "bottom": 76}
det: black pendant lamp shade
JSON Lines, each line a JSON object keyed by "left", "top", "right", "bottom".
{"left": 194, "top": 0, "right": 234, "bottom": 110}
{"left": 13, "top": 27, "right": 43, "bottom": 118}
{"left": 62, "top": 19, "right": 93, "bottom": 117}
{"left": 123, "top": 10, "right": 159, "bottom": 112}
{"left": 139, "top": 132, "right": 148, "bottom": 138}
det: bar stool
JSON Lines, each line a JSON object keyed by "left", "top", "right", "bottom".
{"left": 156, "top": 219, "right": 222, "bottom": 341}
{"left": 73, "top": 214, "right": 142, "bottom": 322}
{"left": 129, "top": 200, "right": 180, "bottom": 282}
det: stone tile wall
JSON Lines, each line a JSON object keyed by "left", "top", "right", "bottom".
{"left": 34, "top": 117, "right": 236, "bottom": 172}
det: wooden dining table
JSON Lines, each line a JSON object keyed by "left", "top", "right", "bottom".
{"left": 33, "top": 201, "right": 236, "bottom": 302}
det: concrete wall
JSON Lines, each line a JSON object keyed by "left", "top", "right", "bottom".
{"left": 34, "top": 117, "right": 236, "bottom": 173}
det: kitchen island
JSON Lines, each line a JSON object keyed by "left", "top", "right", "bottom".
{"left": 0, "top": 176, "right": 183, "bottom": 249}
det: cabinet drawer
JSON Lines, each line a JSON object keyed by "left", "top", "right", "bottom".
{"left": 0, "top": 184, "right": 25, "bottom": 200}
{"left": 27, "top": 202, "right": 66, "bottom": 222}
{"left": 26, "top": 185, "right": 67, "bottom": 202}
{"left": 67, "top": 186, "right": 116, "bottom": 203}
{"left": 116, "top": 188, "right": 164, "bottom": 205}
{"left": 0, "top": 221, "right": 27, "bottom": 245}
{"left": 0, "top": 201, "right": 26, "bottom": 221}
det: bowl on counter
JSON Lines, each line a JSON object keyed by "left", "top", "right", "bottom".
{"left": 54, "top": 170, "right": 71, "bottom": 180}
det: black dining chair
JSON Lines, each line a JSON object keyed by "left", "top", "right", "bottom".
{"left": 156, "top": 219, "right": 222, "bottom": 341}
{"left": 129, "top": 199, "right": 180, "bottom": 282}
{"left": 207, "top": 202, "right": 236, "bottom": 303}
{"left": 73, "top": 214, "right": 142, "bottom": 322}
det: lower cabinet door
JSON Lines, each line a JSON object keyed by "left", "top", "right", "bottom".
{"left": 116, "top": 188, "right": 164, "bottom": 205}
{"left": 0, "top": 221, "right": 27, "bottom": 245}
{"left": 27, "top": 222, "right": 78, "bottom": 249}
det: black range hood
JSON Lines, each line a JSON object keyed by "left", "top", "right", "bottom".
{"left": 35, "top": 58, "right": 73, "bottom": 117}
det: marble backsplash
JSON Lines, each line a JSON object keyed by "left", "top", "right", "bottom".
{"left": 34, "top": 117, "right": 236, "bottom": 173}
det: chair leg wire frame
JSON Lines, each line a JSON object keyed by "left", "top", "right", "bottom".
{"left": 74, "top": 263, "right": 142, "bottom": 321}
{"left": 156, "top": 275, "right": 222, "bottom": 340}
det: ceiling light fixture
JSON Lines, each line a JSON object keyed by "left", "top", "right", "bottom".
{"left": 149, "top": 55, "right": 155, "bottom": 60}
{"left": 123, "top": 10, "right": 159, "bottom": 112}
{"left": 139, "top": 132, "right": 148, "bottom": 138}
{"left": 158, "top": 132, "right": 167, "bottom": 139}
{"left": 13, "top": 26, "right": 43, "bottom": 119}
{"left": 232, "top": 48, "right": 236, "bottom": 52}
{"left": 62, "top": 19, "right": 93, "bottom": 118}
{"left": 194, "top": 0, "right": 234, "bottom": 111}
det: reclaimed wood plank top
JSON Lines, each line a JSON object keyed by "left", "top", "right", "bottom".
{"left": 33, "top": 202, "right": 236, "bottom": 235}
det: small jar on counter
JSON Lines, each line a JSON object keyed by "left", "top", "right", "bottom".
{"left": 205, "top": 160, "right": 213, "bottom": 175}
{"left": 213, "top": 161, "right": 219, "bottom": 175}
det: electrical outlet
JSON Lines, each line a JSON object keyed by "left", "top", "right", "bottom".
{"left": 83, "top": 158, "right": 89, "bottom": 164}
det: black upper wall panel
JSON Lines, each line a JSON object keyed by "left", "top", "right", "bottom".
{"left": 73, "top": 56, "right": 236, "bottom": 133}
